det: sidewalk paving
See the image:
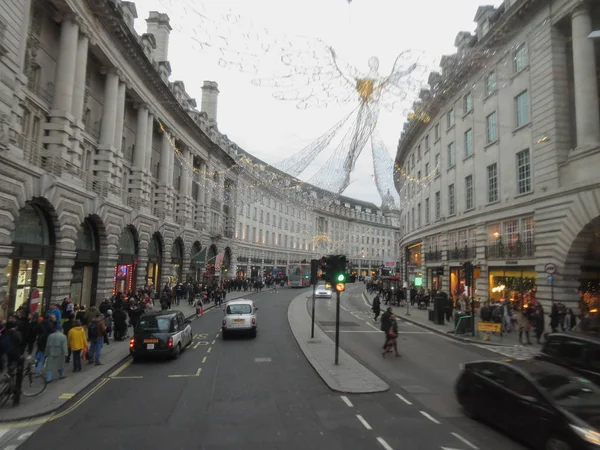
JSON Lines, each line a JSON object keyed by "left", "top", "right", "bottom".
{"left": 362, "top": 291, "right": 543, "bottom": 355}
{"left": 288, "top": 290, "right": 389, "bottom": 394}
{"left": 0, "top": 289, "right": 257, "bottom": 423}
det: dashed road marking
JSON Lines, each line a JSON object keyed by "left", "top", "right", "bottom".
{"left": 395, "top": 393, "right": 412, "bottom": 405}
{"left": 58, "top": 393, "right": 75, "bottom": 399}
{"left": 366, "top": 322, "right": 381, "bottom": 331}
{"left": 340, "top": 395, "right": 353, "bottom": 407}
{"left": 111, "top": 376, "right": 143, "bottom": 379}
{"left": 211, "top": 340, "right": 216, "bottom": 344}
{"left": 109, "top": 359, "right": 132, "bottom": 378}
{"left": 451, "top": 432, "right": 478, "bottom": 449}
{"left": 420, "top": 411, "right": 441, "bottom": 424}
{"left": 207, "top": 347, "right": 212, "bottom": 353}
{"left": 254, "top": 358, "right": 272, "bottom": 363}
{"left": 202, "top": 356, "right": 207, "bottom": 363}
{"left": 376, "top": 437, "right": 394, "bottom": 450}
{"left": 356, "top": 414, "right": 372, "bottom": 430}
{"left": 16, "top": 432, "right": 33, "bottom": 440}
{"left": 168, "top": 368, "right": 202, "bottom": 378}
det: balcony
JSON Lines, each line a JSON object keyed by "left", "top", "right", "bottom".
{"left": 425, "top": 249, "right": 442, "bottom": 262}
{"left": 224, "top": 229, "right": 234, "bottom": 239}
{"left": 211, "top": 199, "right": 220, "bottom": 210}
{"left": 447, "top": 245, "right": 477, "bottom": 261}
{"left": 485, "top": 239, "right": 535, "bottom": 260}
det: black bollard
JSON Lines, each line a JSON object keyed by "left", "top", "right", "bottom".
{"left": 12, "top": 358, "right": 24, "bottom": 406}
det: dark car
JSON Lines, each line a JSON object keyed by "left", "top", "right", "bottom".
{"left": 455, "top": 359, "right": 600, "bottom": 450}
{"left": 535, "top": 333, "right": 600, "bottom": 385}
{"left": 130, "top": 310, "right": 193, "bottom": 361}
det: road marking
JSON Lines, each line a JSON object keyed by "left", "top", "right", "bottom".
{"left": 254, "top": 358, "right": 271, "bottom": 363}
{"left": 420, "top": 411, "right": 441, "bottom": 424}
{"left": 58, "top": 393, "right": 75, "bottom": 399}
{"left": 111, "top": 376, "right": 143, "bottom": 379}
{"left": 340, "top": 395, "right": 353, "bottom": 407}
{"left": 216, "top": 333, "right": 220, "bottom": 338}
{"left": 168, "top": 368, "right": 201, "bottom": 378}
{"left": 0, "top": 429, "right": 9, "bottom": 439}
{"left": 395, "top": 393, "right": 412, "bottom": 405}
{"left": 356, "top": 414, "right": 372, "bottom": 430}
{"left": 195, "top": 333, "right": 208, "bottom": 339}
{"left": 207, "top": 347, "right": 212, "bottom": 353}
{"left": 16, "top": 432, "right": 33, "bottom": 440}
{"left": 366, "top": 322, "right": 381, "bottom": 331}
{"left": 202, "top": 356, "right": 207, "bottom": 363}
{"left": 109, "top": 359, "right": 132, "bottom": 378}
{"left": 322, "top": 330, "right": 380, "bottom": 333}
{"left": 211, "top": 340, "right": 216, "bottom": 344}
{"left": 451, "top": 432, "right": 478, "bottom": 449}
{"left": 376, "top": 437, "right": 394, "bottom": 450}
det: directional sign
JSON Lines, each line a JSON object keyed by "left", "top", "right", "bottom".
{"left": 544, "top": 263, "right": 557, "bottom": 274}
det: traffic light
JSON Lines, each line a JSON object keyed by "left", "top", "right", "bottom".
{"left": 310, "top": 259, "right": 319, "bottom": 285}
{"left": 320, "top": 255, "right": 347, "bottom": 284}
{"left": 335, "top": 282, "right": 346, "bottom": 292}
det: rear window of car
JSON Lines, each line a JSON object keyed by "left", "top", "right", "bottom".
{"left": 138, "top": 317, "right": 171, "bottom": 333}
{"left": 227, "top": 304, "right": 252, "bottom": 315}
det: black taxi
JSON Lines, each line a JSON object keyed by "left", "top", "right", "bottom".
{"left": 130, "top": 310, "right": 193, "bottom": 361}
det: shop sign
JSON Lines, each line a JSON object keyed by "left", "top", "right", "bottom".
{"left": 544, "top": 263, "right": 557, "bottom": 274}
{"left": 505, "top": 260, "right": 519, "bottom": 265}
{"left": 478, "top": 322, "right": 502, "bottom": 333}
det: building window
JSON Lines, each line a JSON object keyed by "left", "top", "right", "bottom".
{"left": 425, "top": 162, "right": 430, "bottom": 176}
{"left": 417, "top": 203, "right": 422, "bottom": 227}
{"left": 464, "top": 128, "right": 473, "bottom": 157}
{"left": 448, "top": 184, "right": 455, "bottom": 216}
{"left": 425, "top": 134, "right": 430, "bottom": 149}
{"left": 517, "top": 149, "right": 532, "bottom": 194}
{"left": 417, "top": 145, "right": 421, "bottom": 160}
{"left": 487, "top": 163, "right": 498, "bottom": 203}
{"left": 434, "top": 153, "right": 440, "bottom": 175}
{"left": 514, "top": 45, "right": 528, "bottom": 73}
{"left": 515, "top": 90, "right": 529, "bottom": 128}
{"left": 434, "top": 123, "right": 440, "bottom": 140}
{"left": 411, "top": 207, "right": 415, "bottom": 230}
{"left": 425, "top": 197, "right": 430, "bottom": 224}
{"left": 464, "top": 92, "right": 473, "bottom": 114}
{"left": 448, "top": 142, "right": 455, "bottom": 166}
{"left": 435, "top": 191, "right": 441, "bottom": 220}
{"left": 447, "top": 108, "right": 455, "bottom": 128}
{"left": 486, "top": 72, "right": 497, "bottom": 96}
{"left": 465, "top": 175, "right": 474, "bottom": 210}
{"left": 410, "top": 153, "right": 415, "bottom": 170}
{"left": 486, "top": 111, "right": 497, "bottom": 143}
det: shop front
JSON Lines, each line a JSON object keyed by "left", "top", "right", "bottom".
{"left": 71, "top": 219, "right": 100, "bottom": 307}
{"left": 114, "top": 226, "right": 138, "bottom": 295}
{"left": 488, "top": 266, "right": 537, "bottom": 306}
{"left": 221, "top": 248, "right": 232, "bottom": 278}
{"left": 204, "top": 245, "right": 218, "bottom": 285}
{"left": 236, "top": 255, "right": 248, "bottom": 278}
{"left": 170, "top": 238, "right": 184, "bottom": 284}
{"left": 190, "top": 242, "right": 203, "bottom": 281}
{"left": 5, "top": 203, "right": 55, "bottom": 318}
{"left": 427, "top": 266, "right": 443, "bottom": 291}
{"left": 146, "top": 233, "right": 162, "bottom": 289}
{"left": 405, "top": 242, "right": 422, "bottom": 285}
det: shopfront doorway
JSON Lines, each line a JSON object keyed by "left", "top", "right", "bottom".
{"left": 71, "top": 219, "right": 100, "bottom": 307}
{"left": 5, "top": 203, "right": 55, "bottom": 318}
{"left": 146, "top": 233, "right": 163, "bottom": 290}
{"left": 114, "top": 226, "right": 138, "bottom": 295}
{"left": 170, "top": 238, "right": 183, "bottom": 284}
{"left": 190, "top": 241, "right": 202, "bottom": 281}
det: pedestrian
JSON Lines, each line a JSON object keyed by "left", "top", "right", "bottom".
{"left": 517, "top": 308, "right": 532, "bottom": 345}
{"left": 67, "top": 320, "right": 87, "bottom": 372}
{"left": 380, "top": 306, "right": 393, "bottom": 350}
{"left": 44, "top": 324, "right": 67, "bottom": 382}
{"left": 372, "top": 294, "right": 381, "bottom": 322}
{"left": 87, "top": 313, "right": 107, "bottom": 366}
{"left": 383, "top": 315, "right": 400, "bottom": 357}
{"left": 533, "top": 304, "right": 545, "bottom": 344}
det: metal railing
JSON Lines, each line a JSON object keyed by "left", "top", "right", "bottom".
{"left": 447, "top": 245, "right": 477, "bottom": 261}
{"left": 425, "top": 249, "right": 442, "bottom": 262}
{"left": 485, "top": 239, "right": 535, "bottom": 259}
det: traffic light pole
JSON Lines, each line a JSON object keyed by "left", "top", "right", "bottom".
{"left": 335, "top": 290, "right": 341, "bottom": 365}
{"left": 310, "top": 284, "right": 316, "bottom": 339}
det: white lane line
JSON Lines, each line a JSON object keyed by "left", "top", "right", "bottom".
{"left": 356, "top": 414, "right": 373, "bottom": 430}
{"left": 420, "top": 411, "right": 441, "bottom": 424}
{"left": 451, "top": 432, "right": 479, "bottom": 449}
{"left": 340, "top": 395, "right": 353, "bottom": 407}
{"left": 376, "top": 437, "right": 394, "bottom": 450}
{"left": 17, "top": 432, "right": 34, "bottom": 440}
{"left": 367, "top": 322, "right": 381, "bottom": 331}
{"left": 395, "top": 393, "right": 412, "bottom": 405}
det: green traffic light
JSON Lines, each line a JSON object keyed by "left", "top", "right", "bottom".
{"left": 336, "top": 273, "right": 346, "bottom": 282}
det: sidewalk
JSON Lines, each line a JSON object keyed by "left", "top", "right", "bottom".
{"left": 362, "top": 291, "right": 543, "bottom": 352}
{"left": 288, "top": 290, "right": 389, "bottom": 394}
{"left": 0, "top": 289, "right": 256, "bottom": 423}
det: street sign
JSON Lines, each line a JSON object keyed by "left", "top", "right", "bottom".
{"left": 544, "top": 263, "right": 557, "bottom": 274}
{"left": 30, "top": 289, "right": 40, "bottom": 314}
{"left": 547, "top": 275, "right": 554, "bottom": 286}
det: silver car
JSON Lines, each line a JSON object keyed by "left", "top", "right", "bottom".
{"left": 222, "top": 299, "right": 258, "bottom": 339}
{"left": 315, "top": 284, "right": 332, "bottom": 298}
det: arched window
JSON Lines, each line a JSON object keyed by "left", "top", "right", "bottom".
{"left": 118, "top": 228, "right": 136, "bottom": 255}
{"left": 12, "top": 204, "right": 50, "bottom": 246}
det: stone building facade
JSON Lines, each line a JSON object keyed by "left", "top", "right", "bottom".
{"left": 394, "top": 0, "right": 600, "bottom": 309}
{"left": 0, "top": 0, "right": 399, "bottom": 318}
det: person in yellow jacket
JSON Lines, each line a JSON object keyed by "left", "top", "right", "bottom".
{"left": 67, "top": 320, "right": 88, "bottom": 372}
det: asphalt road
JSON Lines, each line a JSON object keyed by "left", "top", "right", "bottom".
{"left": 19, "top": 288, "right": 389, "bottom": 450}
{"left": 312, "top": 283, "right": 529, "bottom": 450}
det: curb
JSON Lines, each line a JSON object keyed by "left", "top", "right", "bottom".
{"left": 361, "top": 291, "right": 514, "bottom": 348}
{"left": 0, "top": 304, "right": 223, "bottom": 424}
{"left": 288, "top": 292, "right": 389, "bottom": 394}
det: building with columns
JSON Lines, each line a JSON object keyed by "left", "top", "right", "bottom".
{"left": 0, "top": 0, "right": 399, "bottom": 319}
{"left": 394, "top": 0, "right": 600, "bottom": 310}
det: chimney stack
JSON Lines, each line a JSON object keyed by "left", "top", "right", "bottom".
{"left": 201, "top": 81, "right": 219, "bottom": 123}
{"left": 146, "top": 11, "right": 171, "bottom": 62}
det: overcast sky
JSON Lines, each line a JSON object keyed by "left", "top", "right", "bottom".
{"left": 135, "top": 0, "right": 502, "bottom": 206}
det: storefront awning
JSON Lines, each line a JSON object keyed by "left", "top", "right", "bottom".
{"left": 191, "top": 247, "right": 208, "bottom": 268}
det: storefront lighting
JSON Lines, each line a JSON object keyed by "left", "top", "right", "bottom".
{"left": 492, "top": 284, "right": 506, "bottom": 293}
{"left": 493, "top": 232, "right": 500, "bottom": 239}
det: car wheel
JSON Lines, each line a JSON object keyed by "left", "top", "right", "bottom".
{"left": 250, "top": 328, "right": 257, "bottom": 338}
{"left": 172, "top": 343, "right": 181, "bottom": 360}
{"left": 546, "top": 437, "right": 571, "bottom": 450}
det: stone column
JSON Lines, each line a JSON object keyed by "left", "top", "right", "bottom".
{"left": 571, "top": 3, "right": 600, "bottom": 149}
{"left": 50, "top": 242, "right": 77, "bottom": 307}
{"left": 129, "top": 104, "right": 149, "bottom": 205}
{"left": 69, "top": 33, "right": 89, "bottom": 164}
{"left": 155, "top": 128, "right": 173, "bottom": 217}
{"left": 44, "top": 17, "right": 79, "bottom": 160}
{"left": 94, "top": 68, "right": 120, "bottom": 187}
{"left": 145, "top": 112, "right": 155, "bottom": 174}
{"left": 136, "top": 245, "right": 149, "bottom": 291}
{"left": 96, "top": 242, "right": 119, "bottom": 304}
{"left": 176, "top": 148, "right": 192, "bottom": 224}
{"left": 18, "top": 0, "right": 33, "bottom": 72}
{"left": 113, "top": 81, "right": 127, "bottom": 153}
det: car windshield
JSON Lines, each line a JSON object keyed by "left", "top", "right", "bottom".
{"left": 535, "top": 372, "right": 600, "bottom": 407}
{"left": 317, "top": 285, "right": 327, "bottom": 290}
{"left": 138, "top": 317, "right": 171, "bottom": 333}
{"left": 227, "top": 304, "right": 252, "bottom": 315}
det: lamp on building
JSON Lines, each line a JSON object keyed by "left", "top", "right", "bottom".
{"left": 589, "top": 30, "right": 600, "bottom": 39}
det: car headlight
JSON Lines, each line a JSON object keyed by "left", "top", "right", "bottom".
{"left": 570, "top": 425, "right": 600, "bottom": 446}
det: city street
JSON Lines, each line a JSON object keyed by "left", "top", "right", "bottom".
{"left": 312, "top": 284, "right": 528, "bottom": 450}
{"left": 13, "top": 285, "right": 527, "bottom": 450}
